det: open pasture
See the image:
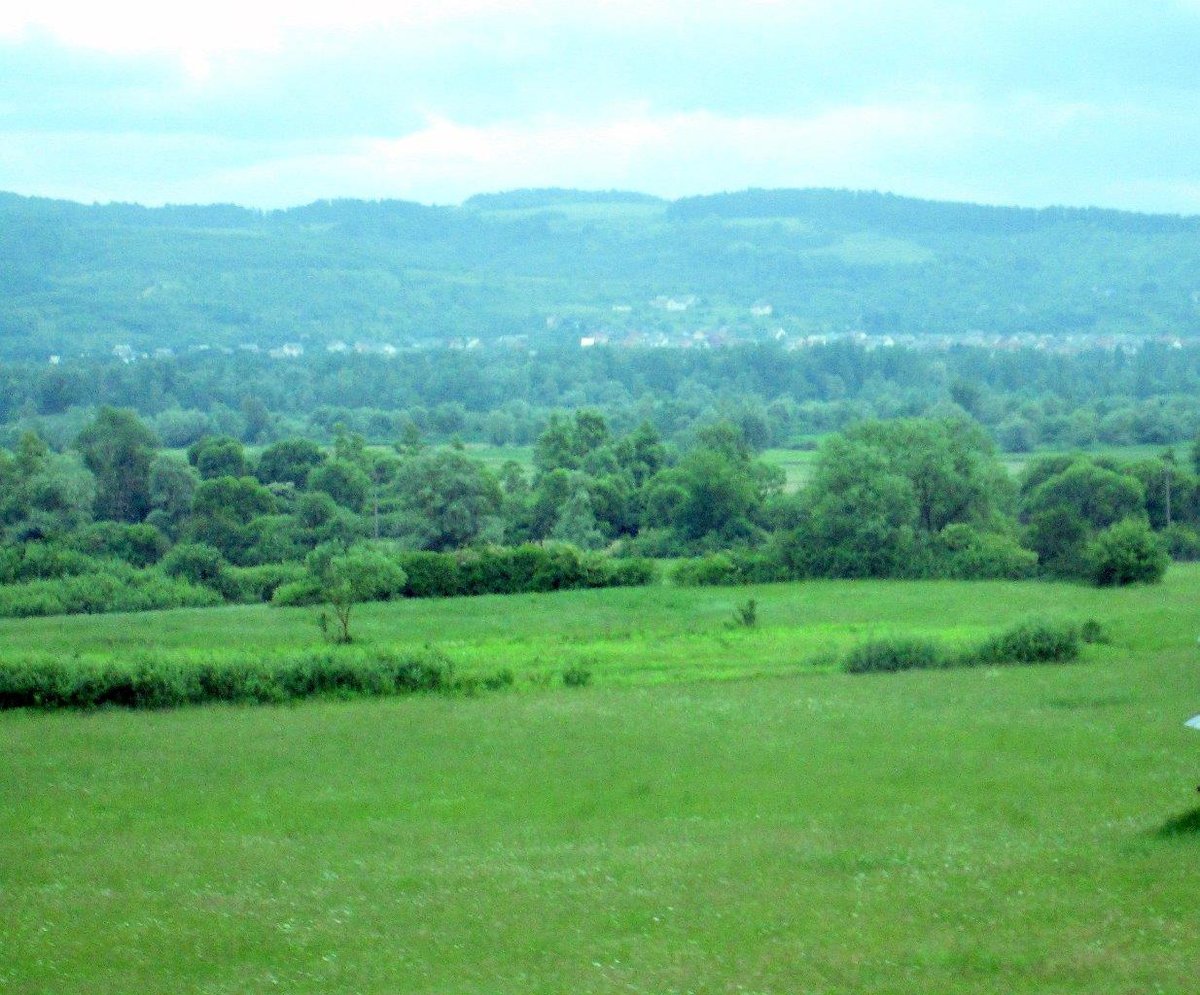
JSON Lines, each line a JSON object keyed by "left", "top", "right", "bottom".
{"left": 2, "top": 569, "right": 1199, "bottom": 992}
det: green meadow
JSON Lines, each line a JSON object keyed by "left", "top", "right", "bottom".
{"left": 3, "top": 569, "right": 1199, "bottom": 992}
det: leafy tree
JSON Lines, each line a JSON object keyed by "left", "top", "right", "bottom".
{"left": 256, "top": 438, "right": 325, "bottom": 488}
{"left": 1022, "top": 459, "right": 1145, "bottom": 531}
{"left": 187, "top": 475, "right": 277, "bottom": 561}
{"left": 786, "top": 435, "right": 919, "bottom": 578}
{"left": 550, "top": 488, "right": 606, "bottom": 550}
{"left": 74, "top": 407, "right": 157, "bottom": 523}
{"left": 388, "top": 449, "right": 503, "bottom": 550}
{"left": 188, "top": 436, "right": 248, "bottom": 480}
{"left": 308, "top": 459, "right": 370, "bottom": 512}
{"left": 146, "top": 454, "right": 198, "bottom": 538}
{"left": 311, "top": 546, "right": 407, "bottom": 643}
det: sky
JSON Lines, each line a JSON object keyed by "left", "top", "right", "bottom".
{"left": 3, "top": 0, "right": 1200, "bottom": 212}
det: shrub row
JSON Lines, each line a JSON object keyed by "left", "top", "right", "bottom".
{"left": 843, "top": 619, "right": 1085, "bottom": 674}
{"left": 273, "top": 544, "right": 658, "bottom": 607}
{"left": 673, "top": 527, "right": 1038, "bottom": 587}
{"left": 0, "top": 646, "right": 514, "bottom": 711}
{"left": 0, "top": 568, "right": 222, "bottom": 618}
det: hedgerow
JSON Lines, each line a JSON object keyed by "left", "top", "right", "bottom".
{"left": 0, "top": 646, "right": 500, "bottom": 711}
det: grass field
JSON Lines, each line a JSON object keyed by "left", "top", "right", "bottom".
{"left": 3, "top": 570, "right": 1199, "bottom": 992}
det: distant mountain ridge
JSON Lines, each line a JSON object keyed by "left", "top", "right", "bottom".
{"left": 1, "top": 186, "right": 1198, "bottom": 359}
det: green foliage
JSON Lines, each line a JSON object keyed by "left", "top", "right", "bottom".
{"left": 1086, "top": 518, "right": 1169, "bottom": 586}
{"left": 313, "top": 547, "right": 409, "bottom": 642}
{"left": 969, "top": 620, "right": 1081, "bottom": 665}
{"left": 1161, "top": 523, "right": 1200, "bottom": 561}
{"left": 218, "top": 563, "right": 308, "bottom": 603}
{"left": 843, "top": 637, "right": 943, "bottom": 674}
{"left": 0, "top": 567, "right": 221, "bottom": 618}
{"left": 0, "top": 543, "right": 103, "bottom": 584}
{"left": 561, "top": 664, "right": 593, "bottom": 688}
{"left": 844, "top": 619, "right": 1082, "bottom": 673}
{"left": 67, "top": 522, "right": 169, "bottom": 568}
{"left": 256, "top": 438, "right": 326, "bottom": 488}
{"left": 75, "top": 407, "right": 157, "bottom": 523}
{"left": 733, "top": 598, "right": 758, "bottom": 628}
{"left": 188, "top": 436, "right": 248, "bottom": 480}
{"left": 308, "top": 459, "right": 371, "bottom": 512}
{"left": 160, "top": 542, "right": 227, "bottom": 587}
{"left": 0, "top": 646, "right": 463, "bottom": 710}
{"left": 928, "top": 525, "right": 1039, "bottom": 580}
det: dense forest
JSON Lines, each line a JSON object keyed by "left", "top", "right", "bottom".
{"left": 3, "top": 186, "right": 1200, "bottom": 360}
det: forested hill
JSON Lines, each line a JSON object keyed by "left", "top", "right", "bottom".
{"left": 2, "top": 186, "right": 1199, "bottom": 359}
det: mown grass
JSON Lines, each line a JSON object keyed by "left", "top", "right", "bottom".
{"left": 2, "top": 569, "right": 1199, "bottom": 992}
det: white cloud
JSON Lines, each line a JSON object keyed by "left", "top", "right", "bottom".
{"left": 105, "top": 102, "right": 980, "bottom": 206}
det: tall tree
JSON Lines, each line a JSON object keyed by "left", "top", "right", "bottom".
{"left": 75, "top": 407, "right": 158, "bottom": 523}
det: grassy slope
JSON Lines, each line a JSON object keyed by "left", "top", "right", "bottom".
{"left": 3, "top": 570, "right": 1199, "bottom": 993}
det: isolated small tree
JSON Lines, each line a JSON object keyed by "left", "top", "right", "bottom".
{"left": 317, "top": 548, "right": 407, "bottom": 643}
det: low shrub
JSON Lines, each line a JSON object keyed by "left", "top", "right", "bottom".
{"left": 844, "top": 618, "right": 1083, "bottom": 674}
{"left": 0, "top": 646, "right": 513, "bottom": 711}
{"left": 1079, "top": 618, "right": 1112, "bottom": 644}
{"left": 930, "top": 526, "right": 1039, "bottom": 580}
{"left": 219, "top": 563, "right": 308, "bottom": 603}
{"left": 1162, "top": 523, "right": 1200, "bottom": 562}
{"left": 0, "top": 543, "right": 107, "bottom": 584}
{"left": 967, "top": 619, "right": 1080, "bottom": 665}
{"left": 843, "top": 637, "right": 944, "bottom": 674}
{"left": 270, "top": 576, "right": 324, "bottom": 607}
{"left": 562, "top": 664, "right": 593, "bottom": 687}
{"left": 394, "top": 551, "right": 463, "bottom": 597}
{"left": 0, "top": 568, "right": 222, "bottom": 618}
{"left": 67, "top": 522, "right": 169, "bottom": 568}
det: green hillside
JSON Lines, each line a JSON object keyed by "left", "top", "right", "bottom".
{"left": 3, "top": 187, "right": 1200, "bottom": 359}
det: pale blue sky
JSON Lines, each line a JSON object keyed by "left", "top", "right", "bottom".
{"left": 3, "top": 1, "right": 1200, "bottom": 211}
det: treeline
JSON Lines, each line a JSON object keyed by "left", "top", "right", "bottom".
{"left": 8, "top": 342, "right": 1200, "bottom": 454}
{"left": 0, "top": 407, "right": 1181, "bottom": 619}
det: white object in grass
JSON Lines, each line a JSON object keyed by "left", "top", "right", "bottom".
{"left": 1186, "top": 715, "right": 1200, "bottom": 730}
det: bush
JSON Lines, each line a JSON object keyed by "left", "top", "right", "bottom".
{"left": 395, "top": 551, "right": 464, "bottom": 597}
{"left": 1160, "top": 523, "right": 1200, "bottom": 562}
{"left": 968, "top": 619, "right": 1080, "bottom": 665}
{"left": 844, "top": 619, "right": 1083, "bottom": 674}
{"left": 68, "top": 522, "right": 169, "bottom": 568}
{"left": 160, "top": 542, "right": 227, "bottom": 587}
{"left": 1086, "top": 518, "right": 1168, "bottom": 586}
{"left": 843, "top": 637, "right": 944, "bottom": 674}
{"left": 270, "top": 577, "right": 324, "bottom": 607}
{"left": 219, "top": 563, "right": 308, "bottom": 603}
{"left": 562, "top": 664, "right": 593, "bottom": 687}
{"left": 931, "top": 525, "right": 1039, "bottom": 580}
{"left": 0, "top": 543, "right": 103, "bottom": 584}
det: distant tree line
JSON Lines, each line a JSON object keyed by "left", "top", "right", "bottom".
{"left": 6, "top": 343, "right": 1200, "bottom": 457}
